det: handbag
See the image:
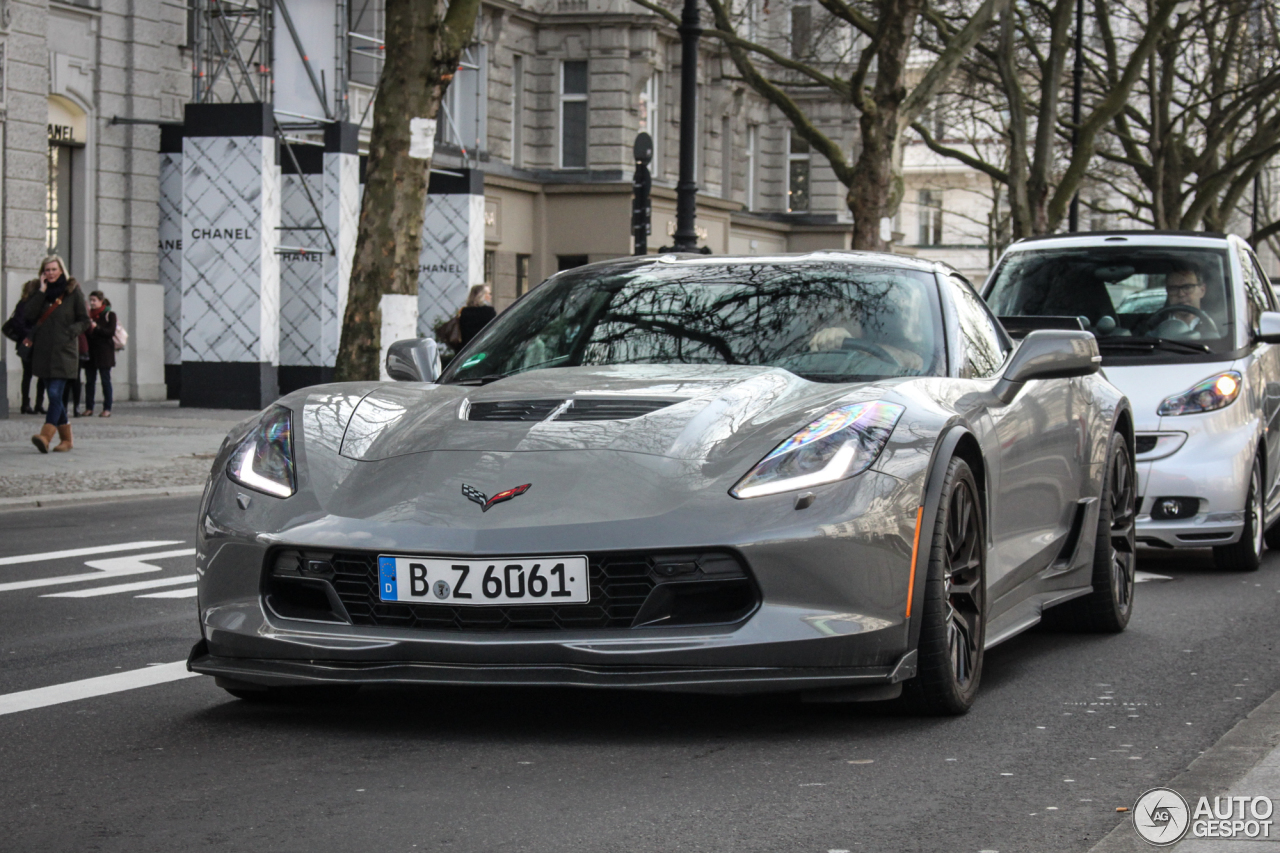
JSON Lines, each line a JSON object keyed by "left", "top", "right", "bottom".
{"left": 439, "top": 312, "right": 463, "bottom": 349}
{"left": 1, "top": 315, "right": 21, "bottom": 343}
{"left": 112, "top": 317, "right": 128, "bottom": 351}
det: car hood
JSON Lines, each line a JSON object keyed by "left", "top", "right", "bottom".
{"left": 313, "top": 365, "right": 906, "bottom": 466}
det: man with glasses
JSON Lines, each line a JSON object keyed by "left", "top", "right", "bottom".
{"left": 1153, "top": 264, "right": 1210, "bottom": 337}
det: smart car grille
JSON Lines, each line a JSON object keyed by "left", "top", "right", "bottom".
{"left": 467, "top": 398, "right": 674, "bottom": 422}
{"left": 326, "top": 550, "right": 756, "bottom": 632}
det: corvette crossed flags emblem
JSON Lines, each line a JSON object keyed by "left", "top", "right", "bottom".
{"left": 462, "top": 482, "right": 532, "bottom": 512}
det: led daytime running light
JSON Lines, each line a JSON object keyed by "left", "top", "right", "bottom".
{"left": 227, "top": 406, "right": 297, "bottom": 498}
{"left": 731, "top": 401, "right": 904, "bottom": 499}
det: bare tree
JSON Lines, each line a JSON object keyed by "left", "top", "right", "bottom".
{"left": 335, "top": 0, "right": 482, "bottom": 381}
{"left": 911, "top": 0, "right": 1180, "bottom": 238}
{"left": 634, "top": 0, "right": 1008, "bottom": 250}
{"left": 1089, "top": 0, "right": 1280, "bottom": 240}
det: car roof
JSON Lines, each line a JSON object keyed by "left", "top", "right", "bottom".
{"left": 1004, "top": 231, "right": 1232, "bottom": 252}
{"left": 560, "top": 250, "right": 948, "bottom": 278}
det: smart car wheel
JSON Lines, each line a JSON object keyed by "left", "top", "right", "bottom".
{"left": 903, "top": 456, "right": 985, "bottom": 716}
{"left": 1214, "top": 456, "right": 1264, "bottom": 572}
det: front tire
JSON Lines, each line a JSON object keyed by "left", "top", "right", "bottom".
{"left": 903, "top": 456, "right": 986, "bottom": 716}
{"left": 1214, "top": 456, "right": 1263, "bottom": 572}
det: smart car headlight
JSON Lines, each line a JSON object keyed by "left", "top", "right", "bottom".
{"left": 1157, "top": 371, "right": 1241, "bottom": 416}
{"left": 227, "top": 405, "right": 296, "bottom": 498}
{"left": 730, "top": 401, "right": 904, "bottom": 499}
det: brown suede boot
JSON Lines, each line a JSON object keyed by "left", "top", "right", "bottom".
{"left": 52, "top": 424, "right": 73, "bottom": 452}
{"left": 31, "top": 423, "right": 57, "bottom": 453}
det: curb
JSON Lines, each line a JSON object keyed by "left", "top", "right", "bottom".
{"left": 1089, "top": 689, "right": 1280, "bottom": 851}
{"left": 0, "top": 484, "right": 205, "bottom": 512}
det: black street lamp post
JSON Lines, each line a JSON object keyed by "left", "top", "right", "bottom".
{"left": 670, "top": 0, "right": 702, "bottom": 252}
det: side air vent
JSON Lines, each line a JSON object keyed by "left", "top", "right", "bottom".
{"left": 1135, "top": 435, "right": 1158, "bottom": 454}
{"left": 557, "top": 399, "right": 675, "bottom": 421}
{"left": 468, "top": 399, "right": 564, "bottom": 421}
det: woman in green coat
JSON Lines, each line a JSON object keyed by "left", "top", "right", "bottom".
{"left": 20, "top": 255, "right": 89, "bottom": 452}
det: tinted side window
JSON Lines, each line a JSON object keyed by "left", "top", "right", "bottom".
{"left": 1240, "top": 250, "right": 1270, "bottom": 332}
{"left": 948, "top": 275, "right": 1008, "bottom": 378}
{"left": 1248, "top": 253, "right": 1277, "bottom": 312}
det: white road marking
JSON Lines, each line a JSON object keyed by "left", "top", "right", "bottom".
{"left": 0, "top": 661, "right": 198, "bottom": 717}
{"left": 0, "top": 549, "right": 196, "bottom": 594}
{"left": 41, "top": 574, "right": 198, "bottom": 598}
{"left": 0, "top": 541, "right": 184, "bottom": 567}
{"left": 1136, "top": 571, "right": 1173, "bottom": 583}
{"left": 136, "top": 588, "right": 198, "bottom": 599}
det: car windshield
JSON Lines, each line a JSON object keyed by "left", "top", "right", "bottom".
{"left": 441, "top": 260, "right": 946, "bottom": 385}
{"left": 985, "top": 246, "right": 1235, "bottom": 356}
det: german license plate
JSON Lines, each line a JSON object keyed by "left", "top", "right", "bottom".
{"left": 377, "top": 555, "right": 590, "bottom": 605}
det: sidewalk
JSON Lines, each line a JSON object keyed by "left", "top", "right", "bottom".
{"left": 0, "top": 401, "right": 247, "bottom": 501}
{"left": 1092, "top": 689, "right": 1280, "bottom": 852}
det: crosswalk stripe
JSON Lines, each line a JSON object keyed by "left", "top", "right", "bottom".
{"left": 0, "top": 541, "right": 185, "bottom": 567}
{"left": 42, "top": 574, "right": 198, "bottom": 598}
{"left": 137, "top": 587, "right": 198, "bottom": 599}
{"left": 0, "top": 549, "right": 196, "bottom": 594}
{"left": 0, "top": 661, "right": 199, "bottom": 716}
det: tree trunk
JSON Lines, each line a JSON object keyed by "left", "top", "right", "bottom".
{"left": 335, "top": 0, "right": 480, "bottom": 381}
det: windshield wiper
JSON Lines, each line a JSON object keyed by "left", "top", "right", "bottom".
{"left": 1095, "top": 336, "right": 1211, "bottom": 354}
{"left": 450, "top": 374, "right": 508, "bottom": 386}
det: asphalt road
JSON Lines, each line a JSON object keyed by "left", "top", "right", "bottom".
{"left": 1, "top": 496, "right": 1278, "bottom": 853}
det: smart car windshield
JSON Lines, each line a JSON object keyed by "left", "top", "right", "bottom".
{"left": 441, "top": 260, "right": 946, "bottom": 385}
{"left": 985, "top": 246, "right": 1235, "bottom": 356}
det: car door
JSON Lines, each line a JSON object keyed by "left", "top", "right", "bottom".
{"left": 1241, "top": 248, "right": 1280, "bottom": 519}
{"left": 945, "top": 275, "right": 1085, "bottom": 608}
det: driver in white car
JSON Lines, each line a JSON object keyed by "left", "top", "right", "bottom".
{"left": 1153, "top": 264, "right": 1210, "bottom": 337}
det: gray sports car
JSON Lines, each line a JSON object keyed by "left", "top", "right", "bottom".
{"left": 189, "top": 252, "right": 1134, "bottom": 714}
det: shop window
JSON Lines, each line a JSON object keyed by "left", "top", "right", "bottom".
{"left": 516, "top": 254, "right": 531, "bottom": 296}
{"left": 558, "top": 254, "right": 588, "bottom": 271}
{"left": 484, "top": 249, "right": 496, "bottom": 285}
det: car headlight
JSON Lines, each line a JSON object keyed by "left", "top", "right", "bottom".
{"left": 1157, "top": 371, "right": 1242, "bottom": 416}
{"left": 730, "top": 401, "right": 904, "bottom": 499}
{"left": 227, "top": 405, "right": 297, "bottom": 498}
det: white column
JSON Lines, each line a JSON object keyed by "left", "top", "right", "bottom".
{"left": 179, "top": 103, "right": 281, "bottom": 409}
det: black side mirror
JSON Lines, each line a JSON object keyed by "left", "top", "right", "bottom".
{"left": 385, "top": 338, "right": 440, "bottom": 382}
{"left": 992, "top": 330, "right": 1101, "bottom": 403}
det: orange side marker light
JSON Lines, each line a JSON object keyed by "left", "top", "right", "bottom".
{"left": 905, "top": 506, "right": 924, "bottom": 618}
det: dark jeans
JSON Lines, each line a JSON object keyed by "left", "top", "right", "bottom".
{"left": 20, "top": 355, "right": 44, "bottom": 409}
{"left": 44, "top": 378, "right": 69, "bottom": 426}
{"left": 85, "top": 365, "right": 112, "bottom": 411}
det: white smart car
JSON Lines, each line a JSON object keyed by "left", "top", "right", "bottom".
{"left": 984, "top": 232, "right": 1280, "bottom": 571}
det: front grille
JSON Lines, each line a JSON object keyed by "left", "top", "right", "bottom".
{"left": 323, "top": 549, "right": 755, "bottom": 632}
{"left": 1135, "top": 435, "right": 1158, "bottom": 454}
{"left": 557, "top": 399, "right": 675, "bottom": 421}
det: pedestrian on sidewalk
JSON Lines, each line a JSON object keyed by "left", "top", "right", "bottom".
{"left": 7, "top": 277, "right": 46, "bottom": 414}
{"left": 20, "top": 255, "right": 89, "bottom": 453}
{"left": 84, "top": 290, "right": 116, "bottom": 417}
{"left": 458, "top": 284, "right": 496, "bottom": 348}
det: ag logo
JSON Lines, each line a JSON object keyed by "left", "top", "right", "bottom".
{"left": 1134, "top": 787, "right": 1190, "bottom": 846}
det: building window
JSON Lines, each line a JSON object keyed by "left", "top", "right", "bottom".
{"left": 788, "top": 132, "right": 811, "bottom": 213}
{"left": 348, "top": 0, "right": 385, "bottom": 87}
{"left": 918, "top": 189, "right": 944, "bottom": 246}
{"left": 483, "top": 249, "right": 496, "bottom": 285}
{"left": 558, "top": 254, "right": 589, "bottom": 271}
{"left": 512, "top": 55, "right": 525, "bottom": 167}
{"left": 516, "top": 254, "right": 531, "bottom": 297}
{"left": 790, "top": 4, "right": 812, "bottom": 58}
{"left": 641, "top": 72, "right": 661, "bottom": 173}
{"left": 560, "top": 60, "right": 589, "bottom": 169}
{"left": 720, "top": 117, "right": 732, "bottom": 200}
{"left": 745, "top": 125, "right": 758, "bottom": 210}
{"left": 437, "top": 44, "right": 488, "bottom": 156}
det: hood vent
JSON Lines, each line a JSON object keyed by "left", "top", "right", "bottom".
{"left": 556, "top": 399, "right": 675, "bottom": 421}
{"left": 468, "top": 399, "right": 563, "bottom": 421}
{"left": 467, "top": 398, "right": 675, "bottom": 422}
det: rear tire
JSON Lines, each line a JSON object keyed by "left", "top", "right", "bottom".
{"left": 1214, "top": 457, "right": 1263, "bottom": 572}
{"left": 902, "top": 457, "right": 986, "bottom": 716}
{"left": 1043, "top": 430, "right": 1136, "bottom": 633}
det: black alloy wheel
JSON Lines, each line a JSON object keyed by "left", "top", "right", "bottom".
{"left": 904, "top": 456, "right": 986, "bottom": 715}
{"left": 1215, "top": 456, "right": 1264, "bottom": 572}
